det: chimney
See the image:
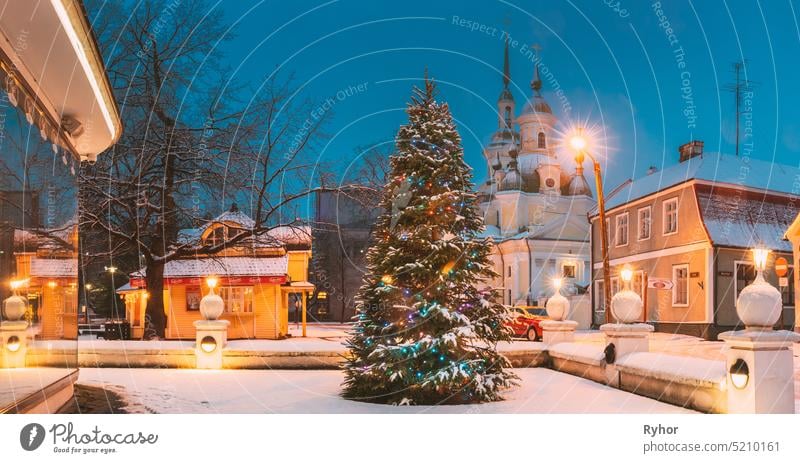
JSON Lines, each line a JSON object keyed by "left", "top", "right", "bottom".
{"left": 678, "top": 140, "right": 704, "bottom": 163}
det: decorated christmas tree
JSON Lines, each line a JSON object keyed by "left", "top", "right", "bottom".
{"left": 342, "top": 77, "right": 517, "bottom": 405}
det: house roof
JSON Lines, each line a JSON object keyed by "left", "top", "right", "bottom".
{"left": 697, "top": 189, "right": 799, "bottom": 252}
{"left": 177, "top": 205, "right": 311, "bottom": 248}
{"left": 604, "top": 153, "right": 800, "bottom": 211}
{"left": 132, "top": 255, "right": 289, "bottom": 279}
{"left": 29, "top": 257, "right": 77, "bottom": 278}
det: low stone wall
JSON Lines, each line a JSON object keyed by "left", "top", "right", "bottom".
{"left": 63, "top": 337, "right": 729, "bottom": 413}
{"left": 616, "top": 352, "right": 727, "bottom": 413}
{"left": 546, "top": 343, "right": 727, "bottom": 413}
{"left": 548, "top": 343, "right": 614, "bottom": 385}
{"left": 71, "top": 341, "right": 549, "bottom": 370}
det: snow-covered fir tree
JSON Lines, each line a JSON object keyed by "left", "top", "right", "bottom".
{"left": 342, "top": 77, "right": 517, "bottom": 405}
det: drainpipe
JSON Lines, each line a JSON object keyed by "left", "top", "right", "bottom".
{"left": 497, "top": 242, "right": 506, "bottom": 305}
{"left": 525, "top": 238, "right": 533, "bottom": 305}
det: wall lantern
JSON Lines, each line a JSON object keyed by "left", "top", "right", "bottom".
{"left": 200, "top": 335, "right": 217, "bottom": 353}
{"left": 729, "top": 358, "right": 749, "bottom": 389}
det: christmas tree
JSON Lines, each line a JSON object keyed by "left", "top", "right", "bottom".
{"left": 342, "top": 77, "right": 517, "bottom": 405}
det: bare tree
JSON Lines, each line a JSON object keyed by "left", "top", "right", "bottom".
{"left": 80, "top": 0, "right": 330, "bottom": 338}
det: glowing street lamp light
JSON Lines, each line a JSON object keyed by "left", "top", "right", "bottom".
{"left": 752, "top": 248, "right": 769, "bottom": 273}
{"left": 569, "top": 126, "right": 612, "bottom": 324}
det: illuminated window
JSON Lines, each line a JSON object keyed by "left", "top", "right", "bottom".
{"left": 563, "top": 264, "right": 576, "bottom": 278}
{"left": 220, "top": 287, "right": 253, "bottom": 313}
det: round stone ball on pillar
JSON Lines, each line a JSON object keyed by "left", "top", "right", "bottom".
{"left": 2, "top": 295, "right": 27, "bottom": 321}
{"left": 2, "top": 279, "right": 29, "bottom": 322}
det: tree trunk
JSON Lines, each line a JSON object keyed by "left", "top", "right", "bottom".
{"left": 143, "top": 261, "right": 166, "bottom": 339}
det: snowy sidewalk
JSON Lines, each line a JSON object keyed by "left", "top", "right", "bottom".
{"left": 76, "top": 368, "right": 694, "bottom": 414}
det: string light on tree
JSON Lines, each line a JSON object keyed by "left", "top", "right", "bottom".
{"left": 342, "top": 76, "right": 517, "bottom": 405}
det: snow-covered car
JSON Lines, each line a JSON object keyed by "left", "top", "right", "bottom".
{"left": 505, "top": 306, "right": 548, "bottom": 341}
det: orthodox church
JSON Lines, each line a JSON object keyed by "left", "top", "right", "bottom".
{"left": 477, "top": 43, "right": 593, "bottom": 306}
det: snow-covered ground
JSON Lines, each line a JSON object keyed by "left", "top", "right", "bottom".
{"left": 76, "top": 367, "right": 693, "bottom": 413}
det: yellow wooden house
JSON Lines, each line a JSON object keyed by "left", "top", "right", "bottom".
{"left": 119, "top": 206, "right": 313, "bottom": 340}
{"left": 13, "top": 223, "right": 79, "bottom": 340}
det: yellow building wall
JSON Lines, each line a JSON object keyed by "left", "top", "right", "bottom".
{"left": 165, "top": 283, "right": 287, "bottom": 340}
{"left": 287, "top": 251, "right": 311, "bottom": 282}
{"left": 39, "top": 285, "right": 77, "bottom": 340}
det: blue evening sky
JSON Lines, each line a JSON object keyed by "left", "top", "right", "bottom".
{"left": 216, "top": 1, "right": 799, "bottom": 191}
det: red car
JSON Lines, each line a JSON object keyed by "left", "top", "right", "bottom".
{"left": 506, "top": 306, "right": 548, "bottom": 341}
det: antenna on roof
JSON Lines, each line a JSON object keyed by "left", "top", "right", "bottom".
{"left": 724, "top": 60, "right": 758, "bottom": 157}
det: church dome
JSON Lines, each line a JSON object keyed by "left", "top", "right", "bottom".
{"left": 518, "top": 152, "right": 557, "bottom": 174}
{"left": 499, "top": 166, "right": 522, "bottom": 191}
{"left": 520, "top": 94, "right": 552, "bottom": 115}
{"left": 565, "top": 172, "right": 592, "bottom": 197}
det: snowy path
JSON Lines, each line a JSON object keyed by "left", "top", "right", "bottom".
{"left": 77, "top": 368, "right": 694, "bottom": 414}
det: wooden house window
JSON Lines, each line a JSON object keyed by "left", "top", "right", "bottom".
{"left": 781, "top": 266, "right": 795, "bottom": 306}
{"left": 663, "top": 198, "right": 678, "bottom": 235}
{"left": 638, "top": 206, "right": 651, "bottom": 240}
{"left": 672, "top": 264, "right": 689, "bottom": 307}
{"left": 615, "top": 213, "right": 629, "bottom": 246}
{"left": 221, "top": 286, "right": 253, "bottom": 313}
{"left": 206, "top": 226, "right": 227, "bottom": 247}
{"left": 186, "top": 287, "right": 201, "bottom": 311}
{"left": 594, "top": 280, "right": 605, "bottom": 312}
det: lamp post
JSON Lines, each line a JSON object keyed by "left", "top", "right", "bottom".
{"left": 541, "top": 277, "right": 578, "bottom": 345}
{"left": 194, "top": 276, "right": 229, "bottom": 369}
{"left": 105, "top": 265, "right": 118, "bottom": 319}
{"left": 1, "top": 279, "right": 30, "bottom": 368}
{"left": 569, "top": 128, "right": 612, "bottom": 324}
{"left": 718, "top": 247, "right": 800, "bottom": 413}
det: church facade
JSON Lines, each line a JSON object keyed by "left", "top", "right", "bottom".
{"left": 477, "top": 43, "right": 594, "bottom": 307}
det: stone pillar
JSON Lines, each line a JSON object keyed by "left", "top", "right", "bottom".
{"left": 194, "top": 320, "right": 229, "bottom": 369}
{"left": 541, "top": 320, "right": 577, "bottom": 346}
{"left": 600, "top": 323, "right": 653, "bottom": 360}
{"left": 0, "top": 321, "right": 29, "bottom": 368}
{"left": 719, "top": 329, "right": 800, "bottom": 414}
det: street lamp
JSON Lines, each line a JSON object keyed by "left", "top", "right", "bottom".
{"left": 736, "top": 247, "right": 781, "bottom": 329}
{"left": 545, "top": 277, "right": 570, "bottom": 321}
{"left": 569, "top": 127, "right": 612, "bottom": 323}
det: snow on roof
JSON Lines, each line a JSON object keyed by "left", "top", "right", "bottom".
{"left": 698, "top": 190, "right": 800, "bottom": 251}
{"left": 116, "top": 282, "right": 136, "bottom": 293}
{"left": 132, "top": 255, "right": 288, "bottom": 278}
{"left": 29, "top": 257, "right": 78, "bottom": 278}
{"left": 213, "top": 209, "right": 256, "bottom": 229}
{"left": 604, "top": 153, "right": 800, "bottom": 211}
